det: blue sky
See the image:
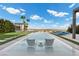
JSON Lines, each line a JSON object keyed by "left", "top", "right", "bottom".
{"left": 0, "top": 3, "right": 79, "bottom": 29}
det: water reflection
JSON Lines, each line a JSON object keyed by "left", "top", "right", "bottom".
{"left": 26, "top": 46, "right": 54, "bottom": 55}
{"left": 27, "top": 47, "right": 35, "bottom": 54}
{"left": 45, "top": 47, "right": 53, "bottom": 54}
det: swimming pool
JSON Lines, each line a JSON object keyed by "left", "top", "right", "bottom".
{"left": 0, "top": 32, "right": 79, "bottom": 56}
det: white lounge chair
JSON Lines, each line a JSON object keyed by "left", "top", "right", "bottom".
{"left": 27, "top": 39, "right": 35, "bottom": 47}
{"left": 45, "top": 39, "right": 54, "bottom": 47}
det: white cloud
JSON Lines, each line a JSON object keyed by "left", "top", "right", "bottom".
{"left": 0, "top": 5, "right": 26, "bottom": 15}
{"left": 5, "top": 7, "right": 21, "bottom": 14}
{"left": 47, "top": 9, "right": 69, "bottom": 17}
{"left": 20, "top": 8, "right": 26, "bottom": 12}
{"left": 59, "top": 24, "right": 70, "bottom": 29}
{"left": 20, "top": 13, "right": 26, "bottom": 15}
{"left": 0, "top": 5, "right": 4, "bottom": 7}
{"left": 0, "top": 5, "right": 7, "bottom": 10}
{"left": 30, "top": 14, "right": 52, "bottom": 24}
{"left": 28, "top": 22, "right": 70, "bottom": 29}
{"left": 30, "top": 15, "right": 42, "bottom": 20}
{"left": 28, "top": 24, "right": 44, "bottom": 29}
{"left": 10, "top": 19, "right": 15, "bottom": 23}
{"left": 65, "top": 17, "right": 73, "bottom": 21}
{"left": 65, "top": 18, "right": 70, "bottom": 21}
{"left": 44, "top": 19, "right": 51, "bottom": 23}
{"left": 50, "top": 22, "right": 70, "bottom": 30}
{"left": 55, "top": 23, "right": 59, "bottom": 25}
{"left": 2, "top": 6, "right": 6, "bottom": 10}
{"left": 53, "top": 24, "right": 58, "bottom": 27}
{"left": 69, "top": 3, "right": 76, "bottom": 8}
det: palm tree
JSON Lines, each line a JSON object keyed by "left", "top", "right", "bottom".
{"left": 20, "top": 16, "right": 29, "bottom": 31}
{"left": 20, "top": 16, "right": 26, "bottom": 23}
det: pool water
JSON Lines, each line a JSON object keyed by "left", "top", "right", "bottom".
{"left": 26, "top": 32, "right": 54, "bottom": 40}
{"left": 0, "top": 32, "right": 79, "bottom": 56}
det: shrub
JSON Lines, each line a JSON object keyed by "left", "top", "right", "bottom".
{"left": 0, "top": 19, "right": 5, "bottom": 32}
{"left": 67, "top": 25, "right": 79, "bottom": 34}
{"left": 0, "top": 19, "right": 15, "bottom": 33}
{"left": 4, "top": 20, "right": 15, "bottom": 32}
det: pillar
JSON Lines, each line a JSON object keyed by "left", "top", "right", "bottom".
{"left": 72, "top": 11, "right": 76, "bottom": 39}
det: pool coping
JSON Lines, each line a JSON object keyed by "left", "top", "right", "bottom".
{"left": 51, "top": 34, "right": 79, "bottom": 50}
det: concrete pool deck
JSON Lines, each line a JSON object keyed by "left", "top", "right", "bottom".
{"left": 0, "top": 32, "right": 79, "bottom": 56}
{"left": 0, "top": 35, "right": 29, "bottom": 50}
{"left": 62, "top": 34, "right": 79, "bottom": 40}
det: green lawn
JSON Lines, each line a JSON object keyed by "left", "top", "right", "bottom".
{"left": 0, "top": 32, "right": 29, "bottom": 40}
{"left": 0, "top": 31, "right": 31, "bottom": 45}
